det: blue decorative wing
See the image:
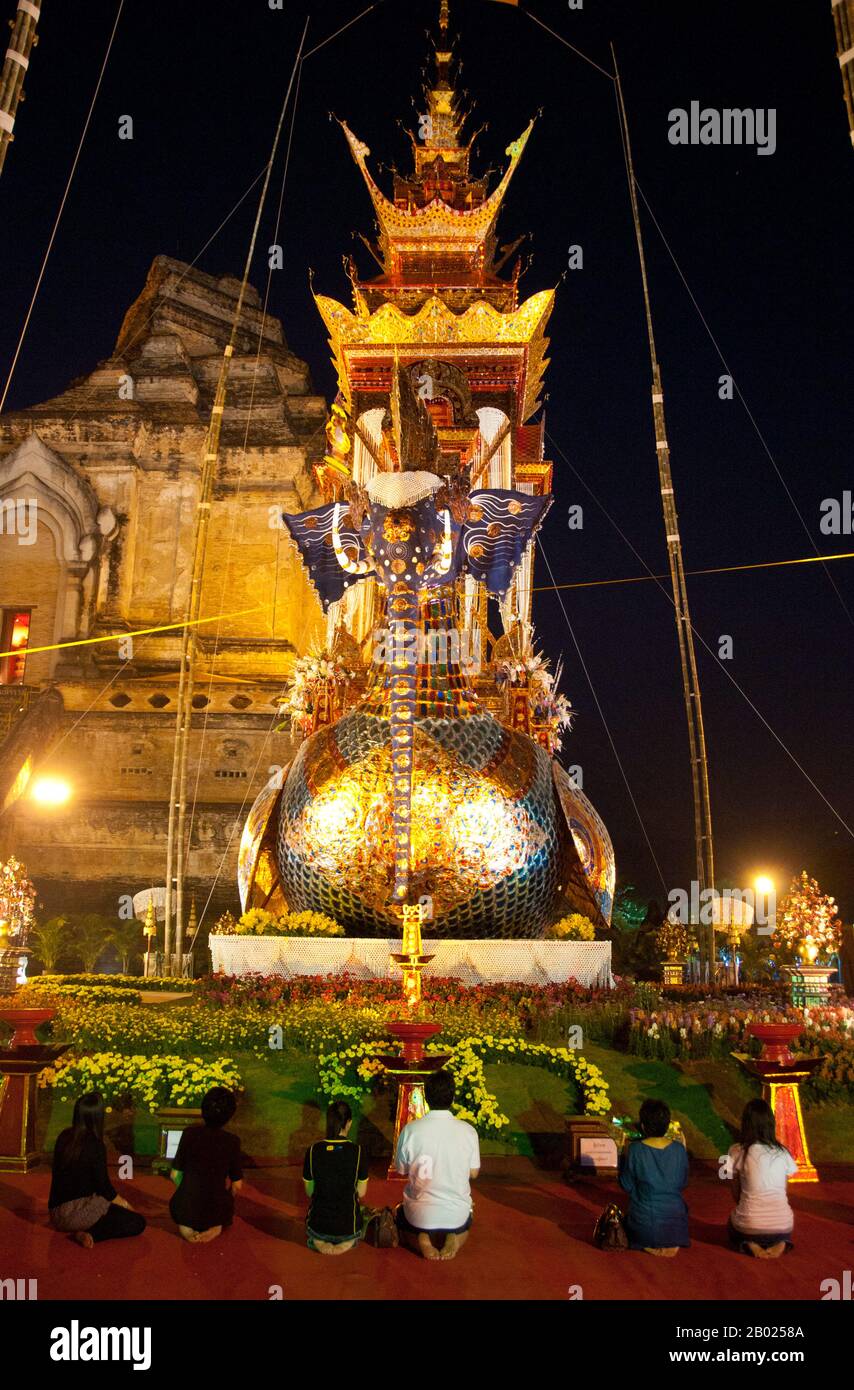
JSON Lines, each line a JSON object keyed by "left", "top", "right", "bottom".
{"left": 461, "top": 490, "right": 552, "bottom": 596}
{"left": 281, "top": 503, "right": 369, "bottom": 611}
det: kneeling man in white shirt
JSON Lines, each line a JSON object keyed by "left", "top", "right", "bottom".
{"left": 394, "top": 1069, "right": 480, "bottom": 1261}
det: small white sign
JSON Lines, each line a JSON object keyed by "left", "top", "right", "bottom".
{"left": 164, "top": 1129, "right": 182, "bottom": 1160}
{"left": 578, "top": 1136, "right": 618, "bottom": 1170}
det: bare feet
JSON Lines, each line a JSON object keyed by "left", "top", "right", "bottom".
{"left": 312, "top": 1238, "right": 356, "bottom": 1256}
{"left": 178, "top": 1225, "right": 202, "bottom": 1243}
{"left": 748, "top": 1240, "right": 786, "bottom": 1260}
{"left": 439, "top": 1231, "right": 469, "bottom": 1260}
{"left": 196, "top": 1225, "right": 222, "bottom": 1244}
{"left": 417, "top": 1232, "right": 441, "bottom": 1261}
{"left": 644, "top": 1246, "right": 679, "bottom": 1258}
{"left": 71, "top": 1231, "right": 94, "bottom": 1250}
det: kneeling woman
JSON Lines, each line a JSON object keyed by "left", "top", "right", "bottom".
{"left": 303, "top": 1101, "right": 369, "bottom": 1254}
{"left": 49, "top": 1092, "right": 146, "bottom": 1249}
{"left": 727, "top": 1099, "right": 798, "bottom": 1258}
{"left": 169, "top": 1087, "right": 243, "bottom": 1243}
{"left": 619, "top": 1098, "right": 690, "bottom": 1257}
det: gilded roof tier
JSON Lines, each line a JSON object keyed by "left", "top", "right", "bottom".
{"left": 315, "top": 289, "right": 554, "bottom": 422}
{"left": 339, "top": 119, "right": 534, "bottom": 270}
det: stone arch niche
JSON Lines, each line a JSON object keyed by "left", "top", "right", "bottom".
{"left": 0, "top": 434, "right": 107, "bottom": 682}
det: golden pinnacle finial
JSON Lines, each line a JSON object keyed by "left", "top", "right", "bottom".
{"left": 392, "top": 900, "right": 433, "bottom": 1009}
{"left": 439, "top": 1, "right": 449, "bottom": 36}
{"left": 188, "top": 896, "right": 198, "bottom": 938}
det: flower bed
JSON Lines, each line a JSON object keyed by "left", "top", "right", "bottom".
{"left": 37, "top": 1054, "right": 243, "bottom": 1109}
{"left": 20, "top": 981, "right": 142, "bottom": 1007}
{"left": 35, "top": 990, "right": 521, "bottom": 1059}
{"left": 197, "top": 970, "right": 632, "bottom": 1017}
{"left": 800, "top": 1009, "right": 854, "bottom": 1101}
{"left": 626, "top": 999, "right": 854, "bottom": 1101}
{"left": 627, "top": 1002, "right": 804, "bottom": 1061}
{"left": 27, "top": 969, "right": 852, "bottom": 1106}
{"left": 32, "top": 973, "right": 193, "bottom": 993}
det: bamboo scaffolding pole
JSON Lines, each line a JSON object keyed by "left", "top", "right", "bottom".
{"left": 612, "top": 48, "right": 716, "bottom": 979}
{"left": 0, "top": 0, "right": 42, "bottom": 178}
{"left": 163, "top": 19, "right": 309, "bottom": 969}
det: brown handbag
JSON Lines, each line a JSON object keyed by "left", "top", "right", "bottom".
{"left": 593, "top": 1202, "right": 629, "bottom": 1251}
{"left": 364, "top": 1205, "right": 399, "bottom": 1248}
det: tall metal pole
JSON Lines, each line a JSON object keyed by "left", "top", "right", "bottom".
{"left": 612, "top": 49, "right": 716, "bottom": 979}
{"left": 163, "top": 18, "right": 309, "bottom": 970}
{"left": 0, "top": 0, "right": 42, "bottom": 178}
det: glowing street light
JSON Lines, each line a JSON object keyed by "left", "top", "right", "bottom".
{"left": 754, "top": 874, "right": 775, "bottom": 898}
{"left": 30, "top": 776, "right": 72, "bottom": 807}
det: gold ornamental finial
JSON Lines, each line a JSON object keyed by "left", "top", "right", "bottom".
{"left": 393, "top": 901, "right": 432, "bottom": 1009}
{"left": 187, "top": 896, "right": 198, "bottom": 939}
{"left": 439, "top": 1, "right": 449, "bottom": 36}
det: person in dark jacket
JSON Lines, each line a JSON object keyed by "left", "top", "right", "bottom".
{"left": 169, "top": 1086, "right": 243, "bottom": 1243}
{"left": 619, "top": 1098, "right": 690, "bottom": 1257}
{"left": 49, "top": 1091, "right": 145, "bottom": 1249}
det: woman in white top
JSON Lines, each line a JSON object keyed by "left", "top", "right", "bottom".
{"left": 727, "top": 1099, "right": 798, "bottom": 1259}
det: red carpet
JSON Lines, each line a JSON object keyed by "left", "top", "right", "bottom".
{"left": 1, "top": 1160, "right": 851, "bottom": 1301}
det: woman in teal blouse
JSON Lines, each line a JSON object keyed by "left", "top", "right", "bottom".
{"left": 619, "top": 1098, "right": 690, "bottom": 1256}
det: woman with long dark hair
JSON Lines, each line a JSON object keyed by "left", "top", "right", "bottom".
{"left": 727, "top": 1098, "right": 798, "bottom": 1258}
{"left": 303, "top": 1100, "right": 369, "bottom": 1254}
{"left": 49, "top": 1091, "right": 146, "bottom": 1249}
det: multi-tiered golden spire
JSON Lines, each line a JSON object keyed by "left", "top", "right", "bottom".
{"left": 336, "top": 1, "right": 534, "bottom": 295}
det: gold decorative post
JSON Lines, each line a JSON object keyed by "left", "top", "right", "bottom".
{"left": 382, "top": 900, "right": 448, "bottom": 1175}
{"left": 392, "top": 901, "right": 433, "bottom": 1008}
{"left": 143, "top": 899, "right": 156, "bottom": 977}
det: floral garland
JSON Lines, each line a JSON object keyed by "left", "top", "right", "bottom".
{"left": 37, "top": 1053, "right": 243, "bottom": 1110}
{"left": 317, "top": 1033, "right": 611, "bottom": 1138}
{"left": 0, "top": 855, "right": 37, "bottom": 946}
{"left": 494, "top": 652, "right": 574, "bottom": 753}
{"left": 494, "top": 652, "right": 549, "bottom": 688}
{"left": 279, "top": 651, "right": 357, "bottom": 737}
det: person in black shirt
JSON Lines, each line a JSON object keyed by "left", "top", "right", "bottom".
{"left": 49, "top": 1091, "right": 146, "bottom": 1249}
{"left": 169, "top": 1086, "right": 243, "bottom": 1243}
{"left": 303, "top": 1101, "right": 369, "bottom": 1254}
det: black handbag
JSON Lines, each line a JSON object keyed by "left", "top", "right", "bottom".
{"left": 593, "top": 1202, "right": 629, "bottom": 1251}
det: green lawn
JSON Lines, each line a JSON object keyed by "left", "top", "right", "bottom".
{"left": 36, "top": 1044, "right": 853, "bottom": 1166}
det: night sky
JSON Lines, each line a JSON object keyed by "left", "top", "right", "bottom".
{"left": 1, "top": 0, "right": 852, "bottom": 916}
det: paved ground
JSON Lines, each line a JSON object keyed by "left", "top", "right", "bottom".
{"left": 1, "top": 1159, "right": 851, "bottom": 1301}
